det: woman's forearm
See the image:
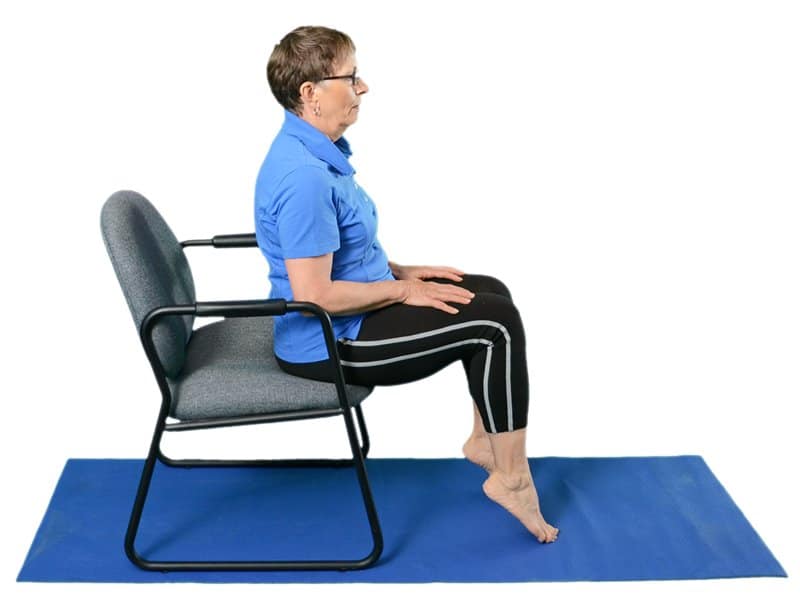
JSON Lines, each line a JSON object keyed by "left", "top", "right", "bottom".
{"left": 311, "top": 279, "right": 408, "bottom": 316}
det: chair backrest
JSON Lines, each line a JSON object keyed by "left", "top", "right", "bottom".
{"left": 101, "top": 190, "right": 196, "bottom": 377}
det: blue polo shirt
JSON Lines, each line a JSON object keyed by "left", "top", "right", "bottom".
{"left": 254, "top": 110, "right": 394, "bottom": 363}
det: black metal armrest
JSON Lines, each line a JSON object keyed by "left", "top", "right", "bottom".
{"left": 194, "top": 299, "right": 288, "bottom": 318}
{"left": 181, "top": 233, "right": 257, "bottom": 248}
{"left": 140, "top": 299, "right": 329, "bottom": 331}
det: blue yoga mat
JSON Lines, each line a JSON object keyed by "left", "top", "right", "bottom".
{"left": 17, "top": 456, "right": 786, "bottom": 583}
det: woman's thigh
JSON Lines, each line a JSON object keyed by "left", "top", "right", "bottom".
{"left": 340, "top": 282, "right": 524, "bottom": 387}
{"left": 275, "top": 273, "right": 520, "bottom": 385}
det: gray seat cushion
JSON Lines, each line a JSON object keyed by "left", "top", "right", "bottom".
{"left": 169, "top": 317, "right": 372, "bottom": 420}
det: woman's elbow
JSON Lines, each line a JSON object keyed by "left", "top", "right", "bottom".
{"left": 292, "top": 285, "right": 334, "bottom": 313}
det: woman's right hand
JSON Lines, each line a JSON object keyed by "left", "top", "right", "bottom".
{"left": 398, "top": 279, "right": 475, "bottom": 314}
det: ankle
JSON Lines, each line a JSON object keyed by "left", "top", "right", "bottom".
{"left": 490, "top": 470, "right": 531, "bottom": 491}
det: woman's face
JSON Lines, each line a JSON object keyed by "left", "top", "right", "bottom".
{"left": 312, "top": 53, "right": 369, "bottom": 140}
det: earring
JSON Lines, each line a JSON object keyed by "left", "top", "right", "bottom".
{"left": 313, "top": 104, "right": 321, "bottom": 117}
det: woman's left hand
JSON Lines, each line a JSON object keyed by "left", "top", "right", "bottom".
{"left": 391, "top": 263, "right": 465, "bottom": 282}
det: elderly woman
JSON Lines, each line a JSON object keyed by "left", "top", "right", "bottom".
{"left": 255, "top": 25, "right": 558, "bottom": 544}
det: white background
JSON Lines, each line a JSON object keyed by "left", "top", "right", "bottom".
{"left": 1, "top": 1, "right": 798, "bottom": 598}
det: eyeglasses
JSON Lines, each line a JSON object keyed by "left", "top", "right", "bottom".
{"left": 319, "top": 68, "right": 361, "bottom": 87}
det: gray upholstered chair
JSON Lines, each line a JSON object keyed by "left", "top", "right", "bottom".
{"left": 101, "top": 190, "right": 382, "bottom": 571}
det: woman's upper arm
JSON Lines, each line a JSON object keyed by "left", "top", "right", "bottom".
{"left": 284, "top": 254, "right": 334, "bottom": 303}
{"left": 274, "top": 166, "right": 340, "bottom": 260}
{"left": 272, "top": 167, "right": 340, "bottom": 303}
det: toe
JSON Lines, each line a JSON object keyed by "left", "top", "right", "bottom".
{"left": 535, "top": 526, "right": 548, "bottom": 543}
{"left": 545, "top": 526, "right": 558, "bottom": 542}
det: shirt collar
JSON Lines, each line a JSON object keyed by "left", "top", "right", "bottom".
{"left": 281, "top": 109, "right": 355, "bottom": 176}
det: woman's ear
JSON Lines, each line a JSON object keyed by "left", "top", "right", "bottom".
{"left": 298, "top": 81, "right": 317, "bottom": 107}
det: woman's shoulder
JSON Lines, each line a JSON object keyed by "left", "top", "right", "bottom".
{"left": 259, "top": 141, "right": 328, "bottom": 187}
{"left": 256, "top": 161, "right": 336, "bottom": 218}
{"left": 261, "top": 134, "right": 333, "bottom": 180}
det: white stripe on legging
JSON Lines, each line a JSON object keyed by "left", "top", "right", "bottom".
{"left": 483, "top": 345, "right": 496, "bottom": 433}
{"left": 340, "top": 338, "right": 498, "bottom": 433}
{"left": 339, "top": 319, "right": 513, "bottom": 431}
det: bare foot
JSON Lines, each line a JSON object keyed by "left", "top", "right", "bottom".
{"left": 462, "top": 434, "right": 496, "bottom": 472}
{"left": 482, "top": 471, "right": 559, "bottom": 543}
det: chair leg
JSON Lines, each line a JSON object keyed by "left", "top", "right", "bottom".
{"left": 125, "top": 404, "right": 383, "bottom": 571}
{"left": 354, "top": 404, "right": 370, "bottom": 457}
{"left": 125, "top": 405, "right": 169, "bottom": 570}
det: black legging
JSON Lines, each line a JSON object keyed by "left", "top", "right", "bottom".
{"left": 277, "top": 274, "right": 529, "bottom": 433}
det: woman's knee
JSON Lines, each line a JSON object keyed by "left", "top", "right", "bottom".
{"left": 465, "top": 292, "right": 525, "bottom": 344}
{"left": 461, "top": 274, "right": 512, "bottom": 299}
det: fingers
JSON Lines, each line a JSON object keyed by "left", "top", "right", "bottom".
{"left": 402, "top": 280, "right": 475, "bottom": 314}
{"left": 446, "top": 294, "right": 474, "bottom": 305}
{"left": 434, "top": 301, "right": 460, "bottom": 314}
{"left": 418, "top": 266, "right": 466, "bottom": 281}
{"left": 434, "top": 267, "right": 464, "bottom": 281}
{"left": 437, "top": 283, "right": 474, "bottom": 303}
{"left": 428, "top": 282, "right": 474, "bottom": 314}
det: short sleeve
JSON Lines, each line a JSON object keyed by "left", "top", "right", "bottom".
{"left": 274, "top": 166, "right": 340, "bottom": 259}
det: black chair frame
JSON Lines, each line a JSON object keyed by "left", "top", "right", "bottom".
{"left": 124, "top": 234, "right": 383, "bottom": 571}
